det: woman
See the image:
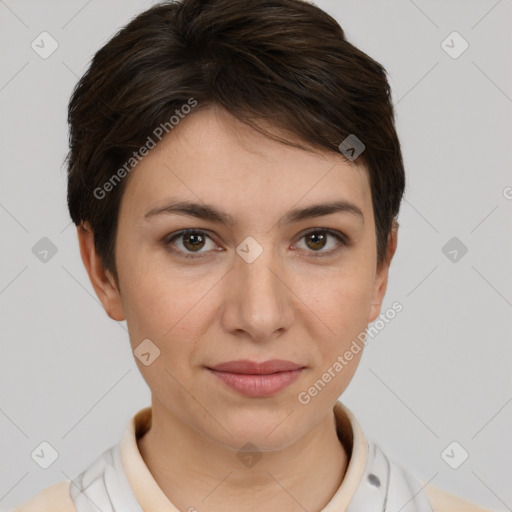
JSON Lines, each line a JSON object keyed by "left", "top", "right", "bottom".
{"left": 14, "top": 0, "right": 493, "bottom": 510}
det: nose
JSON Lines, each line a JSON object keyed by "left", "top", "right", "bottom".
{"left": 220, "top": 239, "right": 296, "bottom": 343}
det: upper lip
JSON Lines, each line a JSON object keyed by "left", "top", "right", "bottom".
{"left": 207, "top": 359, "right": 305, "bottom": 374}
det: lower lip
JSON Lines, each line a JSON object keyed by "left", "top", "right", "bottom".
{"left": 207, "top": 368, "right": 304, "bottom": 397}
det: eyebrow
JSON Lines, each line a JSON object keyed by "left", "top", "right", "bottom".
{"left": 144, "top": 199, "right": 364, "bottom": 226}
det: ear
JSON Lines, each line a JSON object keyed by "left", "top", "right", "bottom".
{"left": 367, "top": 220, "right": 399, "bottom": 323}
{"left": 76, "top": 221, "right": 125, "bottom": 321}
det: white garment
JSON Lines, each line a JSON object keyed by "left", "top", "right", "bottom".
{"left": 69, "top": 435, "right": 433, "bottom": 512}
{"left": 14, "top": 402, "right": 492, "bottom": 512}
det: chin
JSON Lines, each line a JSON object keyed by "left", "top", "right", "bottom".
{"left": 202, "top": 401, "right": 306, "bottom": 451}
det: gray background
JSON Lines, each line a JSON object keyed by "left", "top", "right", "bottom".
{"left": 1, "top": 0, "right": 511, "bottom": 510}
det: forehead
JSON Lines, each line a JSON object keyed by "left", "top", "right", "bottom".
{"left": 119, "top": 106, "right": 372, "bottom": 223}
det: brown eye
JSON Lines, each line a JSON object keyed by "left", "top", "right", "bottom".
{"left": 295, "top": 229, "right": 348, "bottom": 256}
{"left": 182, "top": 232, "right": 206, "bottom": 252}
{"left": 165, "top": 229, "right": 217, "bottom": 259}
{"left": 305, "top": 231, "right": 328, "bottom": 251}
{"left": 165, "top": 227, "right": 348, "bottom": 260}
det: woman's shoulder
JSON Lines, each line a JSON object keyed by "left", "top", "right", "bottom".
{"left": 424, "top": 483, "right": 494, "bottom": 512}
{"left": 11, "top": 480, "right": 74, "bottom": 512}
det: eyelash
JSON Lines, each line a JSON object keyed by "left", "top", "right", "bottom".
{"left": 163, "top": 228, "right": 349, "bottom": 260}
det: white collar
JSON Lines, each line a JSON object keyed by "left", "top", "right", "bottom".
{"left": 69, "top": 401, "right": 433, "bottom": 511}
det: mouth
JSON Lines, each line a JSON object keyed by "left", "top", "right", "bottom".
{"left": 206, "top": 359, "right": 306, "bottom": 398}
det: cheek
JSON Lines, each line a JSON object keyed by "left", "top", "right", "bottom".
{"left": 305, "top": 263, "right": 375, "bottom": 355}
{"left": 119, "top": 258, "right": 215, "bottom": 357}
{"left": 121, "top": 275, "right": 202, "bottom": 398}
{"left": 317, "top": 258, "right": 375, "bottom": 318}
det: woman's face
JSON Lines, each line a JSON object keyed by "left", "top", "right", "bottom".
{"left": 101, "top": 105, "right": 393, "bottom": 451}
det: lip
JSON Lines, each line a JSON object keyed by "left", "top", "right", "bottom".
{"left": 207, "top": 359, "right": 305, "bottom": 398}
{"left": 209, "top": 359, "right": 304, "bottom": 374}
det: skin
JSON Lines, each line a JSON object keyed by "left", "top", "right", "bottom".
{"left": 78, "top": 104, "right": 398, "bottom": 512}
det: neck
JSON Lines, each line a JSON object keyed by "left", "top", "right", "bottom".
{"left": 137, "top": 401, "right": 349, "bottom": 512}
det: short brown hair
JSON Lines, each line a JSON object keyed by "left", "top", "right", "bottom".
{"left": 66, "top": 0, "right": 405, "bottom": 284}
